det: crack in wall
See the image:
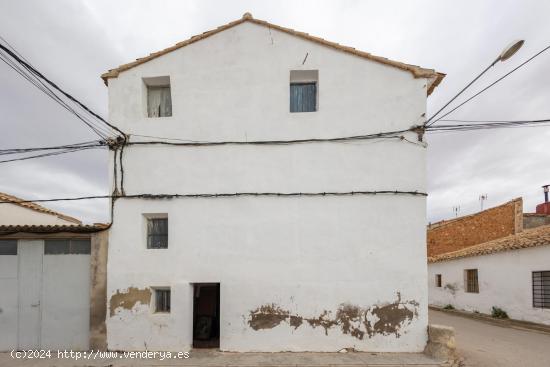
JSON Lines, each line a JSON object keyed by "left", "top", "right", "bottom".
{"left": 247, "top": 292, "right": 419, "bottom": 339}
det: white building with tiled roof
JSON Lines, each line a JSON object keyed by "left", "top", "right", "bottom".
{"left": 0, "top": 192, "right": 108, "bottom": 351}
{"left": 429, "top": 214, "right": 550, "bottom": 326}
{"left": 0, "top": 191, "right": 81, "bottom": 225}
{"left": 104, "top": 13, "right": 443, "bottom": 352}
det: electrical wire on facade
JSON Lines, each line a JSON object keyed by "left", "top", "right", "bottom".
{"left": 0, "top": 190, "right": 428, "bottom": 205}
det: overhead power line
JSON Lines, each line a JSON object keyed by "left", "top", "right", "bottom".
{"left": 0, "top": 145, "right": 105, "bottom": 164}
{"left": 0, "top": 140, "right": 105, "bottom": 156}
{"left": 427, "top": 44, "right": 550, "bottom": 127}
{"left": 426, "top": 118, "right": 550, "bottom": 133}
{"left": 0, "top": 40, "right": 126, "bottom": 138}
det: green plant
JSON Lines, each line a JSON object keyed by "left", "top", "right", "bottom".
{"left": 491, "top": 306, "right": 509, "bottom": 319}
{"left": 443, "top": 304, "right": 455, "bottom": 310}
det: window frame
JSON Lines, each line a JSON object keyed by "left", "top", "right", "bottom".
{"left": 533, "top": 270, "right": 550, "bottom": 309}
{"left": 290, "top": 82, "right": 317, "bottom": 113}
{"left": 153, "top": 288, "right": 171, "bottom": 313}
{"left": 143, "top": 76, "right": 172, "bottom": 118}
{"left": 44, "top": 238, "right": 91, "bottom": 255}
{"left": 465, "top": 269, "right": 479, "bottom": 293}
{"left": 145, "top": 215, "right": 169, "bottom": 249}
{"left": 0, "top": 239, "right": 17, "bottom": 255}
{"left": 435, "top": 274, "right": 442, "bottom": 288}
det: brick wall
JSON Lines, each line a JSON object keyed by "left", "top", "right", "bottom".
{"left": 427, "top": 198, "right": 523, "bottom": 257}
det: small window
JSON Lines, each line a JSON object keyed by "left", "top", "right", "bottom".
{"left": 155, "top": 288, "right": 171, "bottom": 313}
{"left": 465, "top": 269, "right": 479, "bottom": 293}
{"left": 0, "top": 240, "right": 17, "bottom": 255}
{"left": 290, "top": 70, "right": 318, "bottom": 113}
{"left": 533, "top": 271, "right": 550, "bottom": 309}
{"left": 435, "top": 274, "right": 442, "bottom": 287}
{"left": 45, "top": 239, "right": 91, "bottom": 255}
{"left": 147, "top": 217, "right": 168, "bottom": 249}
{"left": 144, "top": 76, "right": 172, "bottom": 117}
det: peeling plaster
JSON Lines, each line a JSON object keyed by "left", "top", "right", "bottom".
{"left": 109, "top": 287, "right": 151, "bottom": 317}
{"left": 247, "top": 292, "right": 419, "bottom": 339}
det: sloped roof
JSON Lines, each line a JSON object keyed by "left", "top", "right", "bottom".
{"left": 0, "top": 223, "right": 109, "bottom": 235}
{"left": 0, "top": 192, "right": 81, "bottom": 224}
{"left": 428, "top": 224, "right": 550, "bottom": 263}
{"left": 101, "top": 12, "right": 445, "bottom": 95}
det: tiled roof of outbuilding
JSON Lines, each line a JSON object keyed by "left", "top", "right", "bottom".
{"left": 428, "top": 224, "right": 550, "bottom": 263}
{"left": 101, "top": 12, "right": 445, "bottom": 95}
{"left": 0, "top": 192, "right": 81, "bottom": 224}
{"left": 0, "top": 223, "right": 109, "bottom": 235}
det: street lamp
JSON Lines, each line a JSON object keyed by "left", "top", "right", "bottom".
{"left": 425, "top": 40, "right": 525, "bottom": 126}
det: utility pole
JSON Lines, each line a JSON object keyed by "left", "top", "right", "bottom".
{"left": 479, "top": 194, "right": 488, "bottom": 211}
{"left": 452, "top": 205, "right": 461, "bottom": 218}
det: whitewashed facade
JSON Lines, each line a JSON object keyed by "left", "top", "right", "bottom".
{"left": 428, "top": 232, "right": 550, "bottom": 326}
{"left": 104, "top": 14, "right": 442, "bottom": 352}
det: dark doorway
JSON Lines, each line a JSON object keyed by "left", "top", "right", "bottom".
{"left": 193, "top": 283, "right": 220, "bottom": 348}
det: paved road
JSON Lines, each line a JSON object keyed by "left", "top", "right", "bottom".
{"left": 429, "top": 309, "right": 550, "bottom": 367}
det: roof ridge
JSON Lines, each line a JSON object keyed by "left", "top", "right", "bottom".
{"left": 101, "top": 13, "right": 444, "bottom": 95}
{"left": 0, "top": 192, "right": 82, "bottom": 224}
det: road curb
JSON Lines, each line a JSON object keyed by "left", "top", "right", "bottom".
{"left": 429, "top": 305, "right": 550, "bottom": 335}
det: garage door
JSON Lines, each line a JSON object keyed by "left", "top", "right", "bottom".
{"left": 0, "top": 239, "right": 90, "bottom": 351}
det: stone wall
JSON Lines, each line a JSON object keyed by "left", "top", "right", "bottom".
{"left": 427, "top": 198, "right": 523, "bottom": 257}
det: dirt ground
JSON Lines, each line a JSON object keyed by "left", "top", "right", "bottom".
{"left": 429, "top": 309, "right": 550, "bottom": 367}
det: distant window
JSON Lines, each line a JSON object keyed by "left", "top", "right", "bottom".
{"left": 436, "top": 274, "right": 442, "bottom": 287}
{"left": 533, "top": 271, "right": 550, "bottom": 309}
{"left": 0, "top": 240, "right": 17, "bottom": 255}
{"left": 290, "top": 70, "right": 318, "bottom": 113}
{"left": 155, "top": 288, "right": 171, "bottom": 313}
{"left": 45, "top": 239, "right": 91, "bottom": 255}
{"left": 147, "top": 217, "right": 168, "bottom": 249}
{"left": 144, "top": 76, "right": 172, "bottom": 117}
{"left": 465, "top": 269, "right": 479, "bottom": 293}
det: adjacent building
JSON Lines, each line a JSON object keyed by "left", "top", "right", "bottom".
{"left": 0, "top": 192, "right": 108, "bottom": 351}
{"left": 102, "top": 13, "right": 444, "bottom": 352}
{"left": 428, "top": 194, "right": 550, "bottom": 325}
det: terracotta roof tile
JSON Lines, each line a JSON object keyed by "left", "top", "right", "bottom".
{"left": 0, "top": 192, "right": 81, "bottom": 224}
{"left": 101, "top": 13, "right": 444, "bottom": 95}
{"left": 0, "top": 223, "right": 109, "bottom": 235}
{"left": 428, "top": 224, "right": 550, "bottom": 263}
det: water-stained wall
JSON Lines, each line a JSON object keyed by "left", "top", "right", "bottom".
{"left": 106, "top": 18, "right": 430, "bottom": 352}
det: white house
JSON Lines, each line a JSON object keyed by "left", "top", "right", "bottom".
{"left": 428, "top": 224, "right": 550, "bottom": 325}
{"left": 103, "top": 13, "right": 444, "bottom": 352}
{"left": 0, "top": 192, "right": 108, "bottom": 351}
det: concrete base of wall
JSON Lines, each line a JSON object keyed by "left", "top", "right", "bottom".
{"left": 423, "top": 324, "right": 456, "bottom": 364}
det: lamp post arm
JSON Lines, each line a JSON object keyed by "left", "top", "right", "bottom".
{"left": 425, "top": 59, "right": 498, "bottom": 127}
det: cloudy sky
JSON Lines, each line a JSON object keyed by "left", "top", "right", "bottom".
{"left": 1, "top": 0, "right": 549, "bottom": 224}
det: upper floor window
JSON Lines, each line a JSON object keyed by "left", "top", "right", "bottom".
{"left": 144, "top": 76, "right": 172, "bottom": 117}
{"left": 147, "top": 216, "right": 168, "bottom": 249}
{"left": 44, "top": 239, "right": 91, "bottom": 255}
{"left": 290, "top": 70, "right": 318, "bottom": 113}
{"left": 0, "top": 240, "right": 17, "bottom": 255}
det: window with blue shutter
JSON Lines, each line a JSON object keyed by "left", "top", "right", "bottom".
{"left": 290, "top": 82, "right": 317, "bottom": 112}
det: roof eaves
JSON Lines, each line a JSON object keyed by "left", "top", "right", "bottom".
{"left": 0, "top": 192, "right": 82, "bottom": 224}
{"left": 0, "top": 223, "right": 109, "bottom": 235}
{"left": 101, "top": 13, "right": 444, "bottom": 95}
